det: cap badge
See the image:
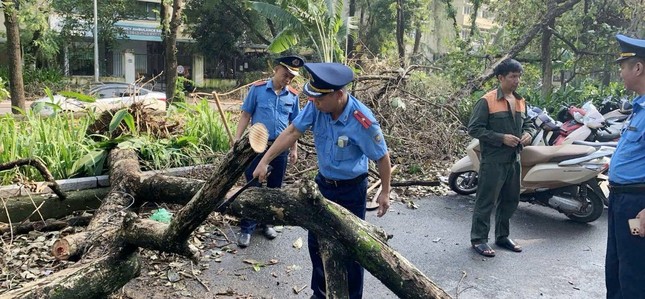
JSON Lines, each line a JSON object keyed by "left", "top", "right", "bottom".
{"left": 293, "top": 59, "right": 300, "bottom": 66}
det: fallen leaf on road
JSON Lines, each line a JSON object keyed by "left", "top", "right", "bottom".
{"left": 293, "top": 237, "right": 303, "bottom": 249}
{"left": 293, "top": 284, "right": 307, "bottom": 294}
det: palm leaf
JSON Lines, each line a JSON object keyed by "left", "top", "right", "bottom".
{"left": 251, "top": 1, "right": 304, "bottom": 31}
{"left": 267, "top": 29, "right": 299, "bottom": 53}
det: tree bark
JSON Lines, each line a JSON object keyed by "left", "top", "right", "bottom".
{"left": 395, "top": 0, "right": 405, "bottom": 67}
{"left": 0, "top": 188, "right": 106, "bottom": 223}
{"left": 449, "top": 0, "right": 582, "bottom": 106}
{"left": 347, "top": 0, "right": 357, "bottom": 59}
{"left": 320, "top": 238, "right": 350, "bottom": 299}
{"left": 161, "top": 0, "right": 185, "bottom": 104}
{"left": 541, "top": 1, "right": 556, "bottom": 100}
{"left": 0, "top": 253, "right": 140, "bottom": 299}
{"left": 2, "top": 0, "right": 26, "bottom": 113}
{"left": 0, "top": 215, "right": 92, "bottom": 235}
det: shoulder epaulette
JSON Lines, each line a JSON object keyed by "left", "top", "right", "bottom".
{"left": 288, "top": 86, "right": 299, "bottom": 95}
{"left": 353, "top": 110, "right": 372, "bottom": 129}
{"left": 252, "top": 80, "right": 268, "bottom": 87}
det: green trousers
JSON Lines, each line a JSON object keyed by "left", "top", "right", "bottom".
{"left": 470, "top": 161, "right": 521, "bottom": 244}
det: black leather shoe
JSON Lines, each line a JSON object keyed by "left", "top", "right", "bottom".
{"left": 237, "top": 233, "right": 251, "bottom": 248}
{"left": 263, "top": 226, "right": 278, "bottom": 240}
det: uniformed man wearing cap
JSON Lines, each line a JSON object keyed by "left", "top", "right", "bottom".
{"left": 605, "top": 34, "right": 645, "bottom": 299}
{"left": 233, "top": 55, "right": 304, "bottom": 248}
{"left": 252, "top": 62, "right": 392, "bottom": 299}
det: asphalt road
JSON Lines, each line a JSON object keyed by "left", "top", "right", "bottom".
{"left": 152, "top": 193, "right": 607, "bottom": 299}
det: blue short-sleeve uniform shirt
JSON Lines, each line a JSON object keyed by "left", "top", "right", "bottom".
{"left": 609, "top": 95, "right": 645, "bottom": 184}
{"left": 241, "top": 79, "right": 300, "bottom": 140}
{"left": 292, "top": 94, "right": 388, "bottom": 180}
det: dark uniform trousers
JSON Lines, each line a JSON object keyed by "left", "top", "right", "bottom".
{"left": 309, "top": 173, "right": 368, "bottom": 299}
{"left": 606, "top": 191, "right": 645, "bottom": 299}
{"left": 239, "top": 150, "right": 289, "bottom": 234}
{"left": 471, "top": 160, "right": 521, "bottom": 243}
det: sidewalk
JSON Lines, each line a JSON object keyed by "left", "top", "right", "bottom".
{"left": 0, "top": 100, "right": 33, "bottom": 114}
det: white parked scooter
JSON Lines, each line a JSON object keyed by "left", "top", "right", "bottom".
{"left": 448, "top": 140, "right": 614, "bottom": 223}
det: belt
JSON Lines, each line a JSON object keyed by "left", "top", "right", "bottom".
{"left": 319, "top": 173, "right": 368, "bottom": 187}
{"left": 608, "top": 183, "right": 645, "bottom": 194}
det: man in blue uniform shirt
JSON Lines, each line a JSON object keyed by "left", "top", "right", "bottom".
{"left": 233, "top": 55, "right": 304, "bottom": 248}
{"left": 252, "top": 62, "right": 392, "bottom": 299}
{"left": 606, "top": 34, "right": 645, "bottom": 299}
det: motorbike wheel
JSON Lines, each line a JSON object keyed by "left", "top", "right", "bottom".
{"left": 448, "top": 171, "right": 478, "bottom": 195}
{"left": 566, "top": 186, "right": 604, "bottom": 223}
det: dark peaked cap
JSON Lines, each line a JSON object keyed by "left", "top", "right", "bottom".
{"left": 303, "top": 63, "right": 354, "bottom": 97}
{"left": 275, "top": 56, "right": 305, "bottom": 76}
{"left": 616, "top": 34, "right": 645, "bottom": 62}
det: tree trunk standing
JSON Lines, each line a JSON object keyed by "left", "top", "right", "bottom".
{"left": 448, "top": 0, "right": 582, "bottom": 108}
{"left": 346, "top": 0, "right": 356, "bottom": 59}
{"left": 2, "top": 0, "right": 26, "bottom": 113}
{"left": 540, "top": 1, "right": 556, "bottom": 100}
{"left": 412, "top": 22, "right": 422, "bottom": 56}
{"left": 161, "top": 0, "right": 185, "bottom": 104}
{"left": 395, "top": 0, "right": 405, "bottom": 67}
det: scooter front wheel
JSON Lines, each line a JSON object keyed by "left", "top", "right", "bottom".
{"left": 565, "top": 186, "right": 604, "bottom": 223}
{"left": 448, "top": 171, "right": 478, "bottom": 195}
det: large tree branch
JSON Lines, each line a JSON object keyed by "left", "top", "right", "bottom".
{"left": 546, "top": 26, "right": 614, "bottom": 56}
{"left": 449, "top": 0, "right": 583, "bottom": 104}
{"left": 0, "top": 158, "right": 67, "bottom": 200}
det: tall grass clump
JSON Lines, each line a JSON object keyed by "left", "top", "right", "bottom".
{"left": 0, "top": 111, "right": 95, "bottom": 185}
{"left": 182, "top": 100, "right": 232, "bottom": 153}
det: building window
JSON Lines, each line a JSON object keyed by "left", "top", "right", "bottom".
{"left": 134, "top": 2, "right": 159, "bottom": 20}
{"left": 461, "top": 29, "right": 469, "bottom": 39}
{"left": 463, "top": 4, "right": 471, "bottom": 15}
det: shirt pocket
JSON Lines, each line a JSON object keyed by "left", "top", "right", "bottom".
{"left": 623, "top": 130, "right": 643, "bottom": 143}
{"left": 334, "top": 143, "right": 360, "bottom": 161}
{"left": 489, "top": 113, "right": 513, "bottom": 133}
{"left": 281, "top": 99, "right": 294, "bottom": 114}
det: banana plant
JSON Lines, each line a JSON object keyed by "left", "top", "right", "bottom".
{"left": 251, "top": 0, "right": 356, "bottom": 63}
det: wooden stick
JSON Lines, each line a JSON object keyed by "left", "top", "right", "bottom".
{"left": 212, "top": 92, "right": 234, "bottom": 146}
{"left": 0, "top": 158, "right": 67, "bottom": 200}
{"left": 367, "top": 165, "right": 398, "bottom": 194}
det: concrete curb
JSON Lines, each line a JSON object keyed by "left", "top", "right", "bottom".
{"left": 0, "top": 164, "right": 214, "bottom": 198}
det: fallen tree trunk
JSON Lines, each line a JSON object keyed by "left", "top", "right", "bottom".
{"left": 0, "top": 175, "right": 204, "bottom": 225}
{"left": 51, "top": 128, "right": 261, "bottom": 262}
{"left": 0, "top": 215, "right": 92, "bottom": 235}
{"left": 9, "top": 124, "right": 452, "bottom": 298}
{"left": 120, "top": 134, "right": 261, "bottom": 259}
{"left": 228, "top": 181, "right": 451, "bottom": 299}
{"left": 0, "top": 253, "right": 140, "bottom": 299}
{"left": 0, "top": 188, "right": 106, "bottom": 223}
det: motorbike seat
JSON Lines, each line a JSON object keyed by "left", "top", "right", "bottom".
{"left": 596, "top": 129, "right": 621, "bottom": 142}
{"left": 606, "top": 115, "right": 629, "bottom": 123}
{"left": 521, "top": 145, "right": 596, "bottom": 167}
